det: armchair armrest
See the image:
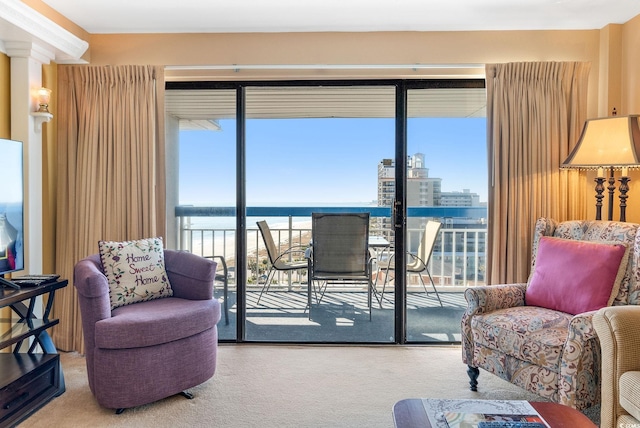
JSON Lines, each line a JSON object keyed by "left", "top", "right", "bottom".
{"left": 74, "top": 255, "right": 114, "bottom": 354}
{"left": 461, "top": 283, "right": 526, "bottom": 365}
{"left": 74, "top": 255, "right": 112, "bottom": 320}
{"left": 558, "top": 310, "right": 600, "bottom": 409}
{"left": 464, "top": 283, "right": 527, "bottom": 315}
{"left": 164, "top": 250, "right": 216, "bottom": 300}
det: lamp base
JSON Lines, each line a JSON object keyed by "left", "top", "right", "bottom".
{"left": 594, "top": 177, "right": 606, "bottom": 221}
{"left": 619, "top": 176, "right": 630, "bottom": 222}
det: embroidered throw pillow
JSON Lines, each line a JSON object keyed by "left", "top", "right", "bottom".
{"left": 526, "top": 236, "right": 629, "bottom": 315}
{"left": 99, "top": 237, "right": 173, "bottom": 310}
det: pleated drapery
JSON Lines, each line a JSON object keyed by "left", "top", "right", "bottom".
{"left": 486, "top": 62, "right": 590, "bottom": 285}
{"left": 52, "top": 65, "right": 166, "bottom": 353}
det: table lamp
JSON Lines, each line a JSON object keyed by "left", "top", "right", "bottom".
{"left": 561, "top": 115, "right": 640, "bottom": 221}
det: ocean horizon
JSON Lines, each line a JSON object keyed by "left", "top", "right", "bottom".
{"left": 183, "top": 201, "right": 379, "bottom": 230}
{"left": 182, "top": 202, "right": 379, "bottom": 258}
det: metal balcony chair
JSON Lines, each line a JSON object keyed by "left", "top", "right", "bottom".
{"left": 256, "top": 220, "right": 308, "bottom": 304}
{"left": 307, "top": 212, "right": 376, "bottom": 320}
{"left": 375, "top": 220, "right": 443, "bottom": 307}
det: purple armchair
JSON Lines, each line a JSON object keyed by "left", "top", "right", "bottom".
{"left": 74, "top": 250, "right": 221, "bottom": 412}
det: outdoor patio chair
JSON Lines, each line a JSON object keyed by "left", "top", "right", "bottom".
{"left": 307, "top": 212, "right": 375, "bottom": 320}
{"left": 256, "top": 220, "right": 308, "bottom": 304}
{"left": 375, "top": 220, "right": 443, "bottom": 307}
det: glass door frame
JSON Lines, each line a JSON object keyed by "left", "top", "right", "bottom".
{"left": 167, "top": 78, "right": 485, "bottom": 344}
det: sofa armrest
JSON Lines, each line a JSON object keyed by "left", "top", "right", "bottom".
{"left": 594, "top": 306, "right": 640, "bottom": 428}
{"left": 164, "top": 250, "right": 216, "bottom": 300}
{"left": 461, "top": 283, "right": 526, "bottom": 365}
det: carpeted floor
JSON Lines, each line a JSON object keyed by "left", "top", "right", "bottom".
{"left": 20, "top": 345, "right": 600, "bottom": 427}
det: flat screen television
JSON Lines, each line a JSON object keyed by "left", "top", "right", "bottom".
{"left": 0, "top": 138, "right": 24, "bottom": 289}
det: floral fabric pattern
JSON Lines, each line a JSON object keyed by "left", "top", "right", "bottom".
{"left": 461, "top": 284, "right": 526, "bottom": 365}
{"left": 99, "top": 237, "right": 173, "bottom": 309}
{"left": 462, "top": 217, "right": 640, "bottom": 411}
{"left": 472, "top": 348, "right": 559, "bottom": 402}
{"left": 471, "top": 306, "right": 572, "bottom": 371}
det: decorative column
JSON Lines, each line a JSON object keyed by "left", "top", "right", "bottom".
{"left": 6, "top": 41, "right": 54, "bottom": 274}
{"left": 1, "top": 0, "right": 88, "bottom": 275}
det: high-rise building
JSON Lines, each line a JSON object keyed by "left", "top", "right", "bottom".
{"left": 377, "top": 153, "right": 486, "bottom": 282}
{"left": 377, "top": 153, "right": 442, "bottom": 208}
{"left": 377, "top": 153, "right": 483, "bottom": 232}
{"left": 378, "top": 153, "right": 482, "bottom": 209}
{"left": 377, "top": 153, "right": 443, "bottom": 235}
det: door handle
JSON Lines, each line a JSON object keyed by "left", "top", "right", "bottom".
{"left": 393, "top": 200, "right": 403, "bottom": 228}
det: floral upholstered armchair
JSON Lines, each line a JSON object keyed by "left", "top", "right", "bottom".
{"left": 462, "top": 218, "right": 640, "bottom": 411}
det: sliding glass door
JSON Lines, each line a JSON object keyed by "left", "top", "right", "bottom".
{"left": 168, "top": 88, "right": 238, "bottom": 340}
{"left": 168, "top": 79, "right": 487, "bottom": 344}
{"left": 244, "top": 85, "right": 396, "bottom": 343}
{"left": 404, "top": 85, "right": 487, "bottom": 343}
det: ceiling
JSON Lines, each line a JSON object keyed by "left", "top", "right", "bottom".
{"left": 15, "top": 1, "right": 640, "bottom": 126}
{"left": 41, "top": 0, "right": 640, "bottom": 34}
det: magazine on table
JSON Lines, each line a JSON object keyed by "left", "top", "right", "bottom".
{"left": 443, "top": 410, "right": 547, "bottom": 427}
{"left": 421, "top": 399, "right": 550, "bottom": 428}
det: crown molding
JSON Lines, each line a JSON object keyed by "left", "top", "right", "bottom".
{"left": 0, "top": 0, "right": 88, "bottom": 63}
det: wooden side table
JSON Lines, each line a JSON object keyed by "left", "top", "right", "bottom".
{"left": 0, "top": 279, "right": 68, "bottom": 426}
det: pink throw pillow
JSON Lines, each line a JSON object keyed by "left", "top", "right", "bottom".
{"left": 525, "top": 236, "right": 628, "bottom": 315}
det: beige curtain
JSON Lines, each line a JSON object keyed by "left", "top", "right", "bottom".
{"left": 486, "top": 62, "right": 590, "bottom": 285}
{"left": 52, "top": 65, "right": 166, "bottom": 353}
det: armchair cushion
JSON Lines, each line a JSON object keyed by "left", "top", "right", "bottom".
{"left": 99, "top": 237, "right": 173, "bottom": 309}
{"left": 471, "top": 306, "right": 572, "bottom": 372}
{"left": 95, "top": 297, "right": 220, "bottom": 349}
{"left": 620, "top": 371, "right": 640, "bottom": 422}
{"left": 525, "top": 236, "right": 628, "bottom": 315}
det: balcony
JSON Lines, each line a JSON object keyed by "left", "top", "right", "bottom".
{"left": 176, "top": 206, "right": 486, "bottom": 344}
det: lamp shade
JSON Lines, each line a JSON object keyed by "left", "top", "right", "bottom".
{"left": 562, "top": 115, "right": 640, "bottom": 170}
{"left": 37, "top": 87, "right": 51, "bottom": 104}
{"left": 36, "top": 87, "right": 52, "bottom": 113}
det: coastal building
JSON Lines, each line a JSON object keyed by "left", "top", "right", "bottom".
{"left": 378, "top": 154, "right": 442, "bottom": 209}
{"left": 377, "top": 153, "right": 486, "bottom": 270}
{"left": 440, "top": 189, "right": 480, "bottom": 207}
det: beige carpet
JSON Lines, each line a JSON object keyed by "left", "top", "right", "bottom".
{"left": 20, "top": 345, "right": 592, "bottom": 428}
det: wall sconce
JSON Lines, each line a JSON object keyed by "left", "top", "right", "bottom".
{"left": 31, "top": 87, "right": 53, "bottom": 132}
{"left": 561, "top": 115, "right": 640, "bottom": 221}
{"left": 36, "top": 87, "right": 52, "bottom": 113}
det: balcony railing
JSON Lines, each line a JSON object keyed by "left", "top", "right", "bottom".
{"left": 175, "top": 206, "right": 487, "bottom": 289}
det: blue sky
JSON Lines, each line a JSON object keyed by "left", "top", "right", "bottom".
{"left": 179, "top": 117, "right": 487, "bottom": 206}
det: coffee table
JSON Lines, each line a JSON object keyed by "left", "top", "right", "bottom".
{"left": 392, "top": 399, "right": 597, "bottom": 428}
